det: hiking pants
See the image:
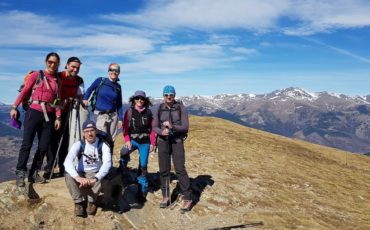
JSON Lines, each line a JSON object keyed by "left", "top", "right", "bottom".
{"left": 31, "top": 111, "right": 69, "bottom": 174}
{"left": 157, "top": 138, "right": 191, "bottom": 200}
{"left": 95, "top": 111, "right": 118, "bottom": 141}
{"left": 16, "top": 108, "right": 55, "bottom": 173}
{"left": 48, "top": 111, "right": 69, "bottom": 173}
{"left": 65, "top": 172, "right": 102, "bottom": 203}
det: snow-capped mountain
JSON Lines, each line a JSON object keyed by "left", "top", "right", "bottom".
{"left": 176, "top": 87, "right": 370, "bottom": 154}
{"left": 1, "top": 87, "right": 369, "bottom": 154}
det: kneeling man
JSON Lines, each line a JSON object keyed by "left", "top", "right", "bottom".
{"left": 64, "top": 120, "right": 112, "bottom": 217}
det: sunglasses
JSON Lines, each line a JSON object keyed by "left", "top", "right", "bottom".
{"left": 47, "top": 60, "right": 58, "bottom": 65}
{"left": 134, "top": 96, "right": 145, "bottom": 101}
{"left": 164, "top": 94, "right": 174, "bottom": 97}
{"left": 109, "top": 68, "right": 119, "bottom": 73}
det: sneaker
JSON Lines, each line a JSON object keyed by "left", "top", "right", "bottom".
{"left": 180, "top": 200, "right": 192, "bottom": 213}
{"left": 86, "top": 202, "right": 97, "bottom": 215}
{"left": 159, "top": 196, "right": 170, "bottom": 208}
{"left": 16, "top": 170, "right": 26, "bottom": 187}
{"left": 74, "top": 202, "right": 85, "bottom": 217}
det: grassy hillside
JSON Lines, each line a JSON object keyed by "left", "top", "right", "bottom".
{"left": 1, "top": 115, "right": 370, "bottom": 229}
{"left": 179, "top": 116, "right": 370, "bottom": 229}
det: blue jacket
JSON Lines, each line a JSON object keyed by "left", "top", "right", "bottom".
{"left": 84, "top": 77, "right": 123, "bottom": 120}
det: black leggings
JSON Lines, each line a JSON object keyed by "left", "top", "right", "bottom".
{"left": 157, "top": 138, "right": 191, "bottom": 200}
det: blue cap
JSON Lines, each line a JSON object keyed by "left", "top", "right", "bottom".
{"left": 163, "top": 85, "right": 176, "bottom": 95}
{"left": 82, "top": 120, "right": 96, "bottom": 130}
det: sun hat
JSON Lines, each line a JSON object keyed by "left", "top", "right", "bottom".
{"left": 10, "top": 118, "right": 22, "bottom": 129}
{"left": 10, "top": 108, "right": 21, "bottom": 129}
{"left": 133, "top": 90, "right": 146, "bottom": 97}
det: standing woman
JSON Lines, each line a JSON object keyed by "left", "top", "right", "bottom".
{"left": 120, "top": 90, "right": 155, "bottom": 203}
{"left": 82, "top": 63, "right": 123, "bottom": 142}
{"left": 153, "top": 85, "right": 192, "bottom": 212}
{"left": 10, "top": 52, "right": 62, "bottom": 187}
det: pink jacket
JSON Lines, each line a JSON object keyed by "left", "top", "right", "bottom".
{"left": 14, "top": 70, "right": 61, "bottom": 117}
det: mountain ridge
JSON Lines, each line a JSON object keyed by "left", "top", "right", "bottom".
{"left": 1, "top": 87, "right": 369, "bottom": 154}
{"left": 173, "top": 87, "right": 370, "bottom": 154}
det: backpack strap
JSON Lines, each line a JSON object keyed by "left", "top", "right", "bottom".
{"left": 78, "top": 138, "right": 104, "bottom": 161}
{"left": 97, "top": 139, "right": 103, "bottom": 161}
{"left": 158, "top": 102, "right": 181, "bottom": 124}
{"left": 29, "top": 70, "right": 44, "bottom": 102}
{"left": 77, "top": 140, "right": 85, "bottom": 160}
{"left": 90, "top": 77, "right": 106, "bottom": 111}
{"left": 127, "top": 107, "right": 133, "bottom": 128}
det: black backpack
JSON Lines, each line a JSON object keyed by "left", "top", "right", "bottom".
{"left": 157, "top": 101, "right": 188, "bottom": 138}
{"left": 88, "top": 77, "right": 121, "bottom": 112}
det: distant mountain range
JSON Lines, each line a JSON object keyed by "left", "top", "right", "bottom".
{"left": 172, "top": 87, "right": 370, "bottom": 154}
{"left": 1, "top": 87, "right": 369, "bottom": 154}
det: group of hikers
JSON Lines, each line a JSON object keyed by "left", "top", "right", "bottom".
{"left": 9, "top": 52, "right": 192, "bottom": 216}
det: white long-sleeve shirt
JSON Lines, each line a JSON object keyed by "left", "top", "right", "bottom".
{"left": 64, "top": 137, "right": 112, "bottom": 181}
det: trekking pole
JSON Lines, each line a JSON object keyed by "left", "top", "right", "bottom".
{"left": 49, "top": 100, "right": 73, "bottom": 181}
{"left": 163, "top": 173, "right": 170, "bottom": 207}
{"left": 167, "top": 175, "right": 171, "bottom": 207}
{"left": 76, "top": 99, "right": 82, "bottom": 141}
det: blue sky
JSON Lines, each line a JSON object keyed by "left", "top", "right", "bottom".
{"left": 0, "top": 0, "right": 370, "bottom": 103}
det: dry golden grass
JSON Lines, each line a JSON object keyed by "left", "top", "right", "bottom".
{"left": 183, "top": 116, "right": 370, "bottom": 229}
{"left": 113, "top": 115, "right": 370, "bottom": 229}
{"left": 2, "top": 115, "right": 370, "bottom": 229}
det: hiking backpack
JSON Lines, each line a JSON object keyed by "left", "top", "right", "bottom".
{"left": 157, "top": 101, "right": 188, "bottom": 139}
{"left": 17, "top": 70, "right": 60, "bottom": 111}
{"left": 88, "top": 77, "right": 121, "bottom": 112}
{"left": 126, "top": 107, "right": 153, "bottom": 129}
{"left": 77, "top": 131, "right": 114, "bottom": 161}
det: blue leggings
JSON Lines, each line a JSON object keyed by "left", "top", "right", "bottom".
{"left": 120, "top": 140, "right": 150, "bottom": 169}
{"left": 120, "top": 140, "right": 150, "bottom": 193}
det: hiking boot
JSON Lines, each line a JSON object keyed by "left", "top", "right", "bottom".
{"left": 74, "top": 202, "right": 85, "bottom": 217}
{"left": 160, "top": 196, "right": 170, "bottom": 208}
{"left": 42, "top": 171, "right": 51, "bottom": 180}
{"left": 180, "top": 200, "right": 192, "bottom": 213}
{"left": 28, "top": 171, "right": 46, "bottom": 184}
{"left": 86, "top": 202, "right": 97, "bottom": 215}
{"left": 16, "top": 170, "right": 26, "bottom": 187}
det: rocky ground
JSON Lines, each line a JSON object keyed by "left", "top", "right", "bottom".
{"left": 1, "top": 116, "right": 370, "bottom": 229}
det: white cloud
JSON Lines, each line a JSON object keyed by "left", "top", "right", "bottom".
{"left": 208, "top": 34, "right": 240, "bottom": 46}
{"left": 105, "top": 0, "right": 289, "bottom": 31}
{"left": 229, "top": 47, "right": 258, "bottom": 55}
{"left": 104, "top": 0, "right": 370, "bottom": 35}
{"left": 283, "top": 0, "right": 370, "bottom": 35}
{"left": 123, "top": 44, "right": 241, "bottom": 74}
{"left": 0, "top": 11, "right": 155, "bottom": 56}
